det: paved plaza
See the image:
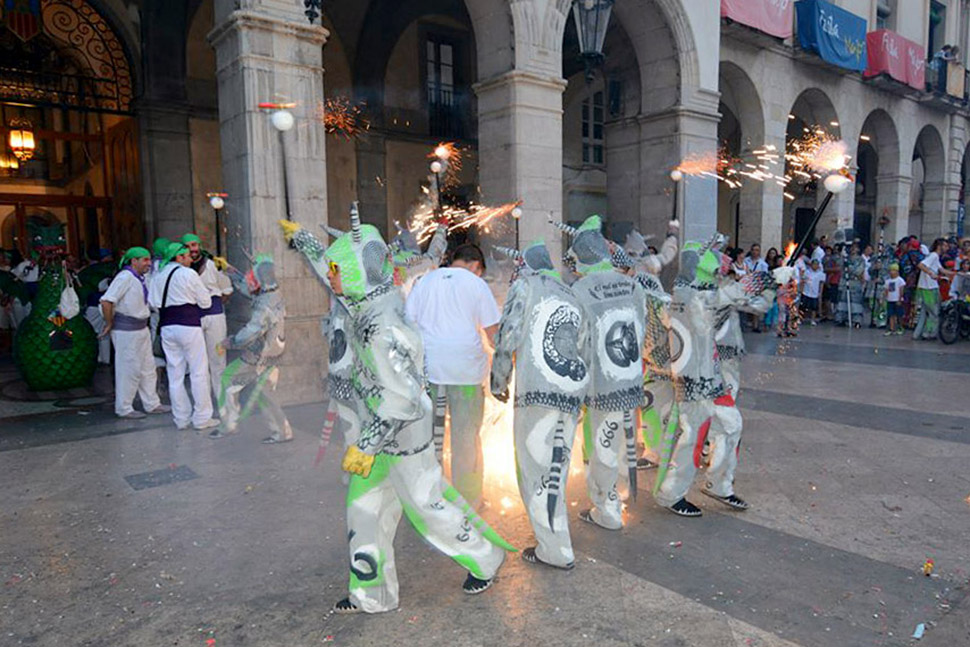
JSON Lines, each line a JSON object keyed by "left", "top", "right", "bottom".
{"left": 1, "top": 326, "right": 969, "bottom": 647}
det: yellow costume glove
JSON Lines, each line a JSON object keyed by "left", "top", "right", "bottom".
{"left": 212, "top": 256, "right": 229, "bottom": 271}
{"left": 279, "top": 219, "right": 302, "bottom": 242}
{"left": 341, "top": 445, "right": 375, "bottom": 478}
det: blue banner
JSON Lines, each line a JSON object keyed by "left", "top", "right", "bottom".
{"left": 796, "top": 0, "right": 867, "bottom": 73}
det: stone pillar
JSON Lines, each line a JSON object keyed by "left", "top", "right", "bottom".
{"left": 209, "top": 3, "right": 329, "bottom": 405}
{"left": 921, "top": 181, "right": 957, "bottom": 240}
{"left": 475, "top": 71, "right": 567, "bottom": 261}
{"left": 637, "top": 105, "right": 720, "bottom": 243}
{"left": 875, "top": 174, "right": 912, "bottom": 244}
{"left": 737, "top": 135, "right": 786, "bottom": 250}
{"left": 139, "top": 103, "right": 195, "bottom": 240}
{"left": 605, "top": 117, "right": 641, "bottom": 239}
{"left": 355, "top": 133, "right": 388, "bottom": 237}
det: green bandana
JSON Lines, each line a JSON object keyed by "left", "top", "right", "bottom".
{"left": 119, "top": 246, "right": 150, "bottom": 269}
{"left": 162, "top": 242, "right": 188, "bottom": 268}
{"left": 180, "top": 233, "right": 201, "bottom": 245}
{"left": 152, "top": 237, "right": 170, "bottom": 258}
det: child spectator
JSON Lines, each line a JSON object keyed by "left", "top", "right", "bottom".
{"left": 884, "top": 264, "right": 906, "bottom": 336}
{"left": 801, "top": 259, "right": 825, "bottom": 325}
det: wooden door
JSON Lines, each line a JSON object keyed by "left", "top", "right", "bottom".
{"left": 105, "top": 118, "right": 142, "bottom": 250}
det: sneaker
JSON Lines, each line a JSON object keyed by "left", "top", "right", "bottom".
{"left": 147, "top": 404, "right": 171, "bottom": 414}
{"left": 883, "top": 331, "right": 894, "bottom": 336}
{"left": 521, "top": 546, "right": 574, "bottom": 571}
{"left": 193, "top": 419, "right": 220, "bottom": 431}
{"left": 462, "top": 573, "right": 494, "bottom": 595}
{"left": 895, "top": 330, "right": 904, "bottom": 336}
{"left": 636, "top": 457, "right": 658, "bottom": 470}
{"left": 578, "top": 508, "right": 621, "bottom": 530}
{"left": 119, "top": 411, "right": 146, "bottom": 420}
{"left": 810, "top": 320, "right": 818, "bottom": 326}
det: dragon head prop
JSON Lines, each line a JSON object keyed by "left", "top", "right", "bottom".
{"left": 323, "top": 202, "right": 393, "bottom": 302}
{"left": 27, "top": 221, "right": 67, "bottom": 264}
{"left": 245, "top": 253, "right": 279, "bottom": 293}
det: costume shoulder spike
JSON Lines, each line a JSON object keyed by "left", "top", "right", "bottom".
{"left": 350, "top": 202, "right": 362, "bottom": 244}
{"left": 548, "top": 220, "right": 578, "bottom": 236}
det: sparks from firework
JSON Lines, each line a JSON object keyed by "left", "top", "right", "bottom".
{"left": 782, "top": 240, "right": 798, "bottom": 264}
{"left": 316, "top": 97, "right": 370, "bottom": 139}
{"left": 428, "top": 142, "right": 464, "bottom": 190}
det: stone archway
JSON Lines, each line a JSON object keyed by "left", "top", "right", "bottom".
{"left": 911, "top": 124, "right": 946, "bottom": 239}
{"left": 856, "top": 109, "right": 901, "bottom": 246}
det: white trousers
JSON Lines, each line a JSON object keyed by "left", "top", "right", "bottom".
{"left": 85, "top": 306, "right": 112, "bottom": 364}
{"left": 202, "top": 313, "right": 227, "bottom": 402}
{"left": 582, "top": 408, "right": 627, "bottom": 530}
{"left": 161, "top": 325, "right": 212, "bottom": 427}
{"left": 515, "top": 407, "right": 579, "bottom": 567}
{"left": 706, "top": 359, "right": 743, "bottom": 498}
{"left": 110, "top": 327, "right": 161, "bottom": 416}
{"left": 346, "top": 447, "right": 506, "bottom": 613}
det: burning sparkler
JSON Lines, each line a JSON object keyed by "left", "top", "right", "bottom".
{"left": 316, "top": 97, "right": 370, "bottom": 139}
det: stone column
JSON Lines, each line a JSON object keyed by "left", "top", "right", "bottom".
{"left": 139, "top": 103, "right": 195, "bottom": 240}
{"left": 355, "top": 133, "right": 388, "bottom": 237}
{"left": 637, "top": 104, "right": 720, "bottom": 243}
{"left": 474, "top": 71, "right": 567, "bottom": 261}
{"left": 875, "top": 174, "right": 912, "bottom": 244}
{"left": 604, "top": 117, "right": 641, "bottom": 240}
{"left": 209, "top": 3, "right": 329, "bottom": 405}
{"left": 921, "top": 181, "right": 958, "bottom": 240}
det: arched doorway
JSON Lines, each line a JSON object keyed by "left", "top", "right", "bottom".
{"left": 910, "top": 125, "right": 946, "bottom": 240}
{"left": 854, "top": 110, "right": 899, "bottom": 249}
{"left": 785, "top": 89, "right": 842, "bottom": 246}
{"left": 0, "top": 0, "right": 139, "bottom": 261}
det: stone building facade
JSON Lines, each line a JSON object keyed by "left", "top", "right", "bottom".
{"left": 3, "top": 0, "right": 970, "bottom": 403}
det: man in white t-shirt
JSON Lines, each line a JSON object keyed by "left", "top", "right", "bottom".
{"left": 406, "top": 244, "right": 500, "bottom": 507}
{"left": 913, "top": 238, "right": 949, "bottom": 340}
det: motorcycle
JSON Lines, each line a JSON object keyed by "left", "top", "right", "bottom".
{"left": 939, "top": 298, "right": 970, "bottom": 344}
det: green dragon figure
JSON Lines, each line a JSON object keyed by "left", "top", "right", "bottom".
{"left": 9, "top": 222, "right": 98, "bottom": 390}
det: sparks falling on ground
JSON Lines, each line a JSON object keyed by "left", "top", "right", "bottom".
{"left": 316, "top": 97, "right": 370, "bottom": 139}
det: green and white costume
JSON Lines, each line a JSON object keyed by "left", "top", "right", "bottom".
{"left": 326, "top": 207, "right": 508, "bottom": 613}
{"left": 559, "top": 216, "right": 647, "bottom": 529}
{"left": 214, "top": 255, "right": 291, "bottom": 443}
{"left": 491, "top": 241, "right": 590, "bottom": 567}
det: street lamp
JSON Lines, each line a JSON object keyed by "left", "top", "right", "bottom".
{"left": 8, "top": 118, "right": 35, "bottom": 162}
{"left": 270, "top": 108, "right": 295, "bottom": 221}
{"left": 207, "top": 192, "right": 227, "bottom": 256}
{"left": 303, "top": 0, "right": 322, "bottom": 24}
{"left": 572, "top": 0, "right": 614, "bottom": 83}
{"left": 787, "top": 172, "right": 854, "bottom": 266}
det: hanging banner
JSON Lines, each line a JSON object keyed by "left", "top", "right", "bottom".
{"left": 796, "top": 0, "right": 867, "bottom": 73}
{"left": 721, "top": 0, "right": 794, "bottom": 39}
{"left": 865, "top": 29, "right": 925, "bottom": 90}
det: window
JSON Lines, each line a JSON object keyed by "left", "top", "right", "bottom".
{"left": 928, "top": 1, "right": 947, "bottom": 56}
{"left": 876, "top": 0, "right": 894, "bottom": 31}
{"left": 582, "top": 91, "right": 604, "bottom": 165}
{"left": 426, "top": 36, "right": 462, "bottom": 138}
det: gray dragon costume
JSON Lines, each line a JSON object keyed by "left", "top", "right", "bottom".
{"left": 389, "top": 221, "right": 448, "bottom": 295}
{"left": 655, "top": 239, "right": 773, "bottom": 516}
{"left": 556, "top": 215, "right": 646, "bottom": 530}
{"left": 491, "top": 240, "right": 590, "bottom": 569}
{"left": 282, "top": 218, "right": 360, "bottom": 466}
{"left": 210, "top": 253, "right": 292, "bottom": 444}
{"left": 307, "top": 205, "right": 512, "bottom": 613}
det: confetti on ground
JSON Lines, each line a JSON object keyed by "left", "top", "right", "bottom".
{"left": 669, "top": 541, "right": 683, "bottom": 548}
{"left": 912, "top": 623, "right": 925, "bottom": 639}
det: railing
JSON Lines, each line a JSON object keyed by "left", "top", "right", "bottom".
{"left": 428, "top": 86, "right": 466, "bottom": 139}
{"left": 0, "top": 67, "right": 131, "bottom": 114}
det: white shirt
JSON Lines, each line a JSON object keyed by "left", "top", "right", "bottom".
{"left": 812, "top": 247, "right": 826, "bottom": 264}
{"left": 802, "top": 269, "right": 825, "bottom": 299}
{"left": 149, "top": 263, "right": 212, "bottom": 310}
{"left": 101, "top": 269, "right": 150, "bottom": 319}
{"left": 917, "top": 252, "right": 942, "bottom": 290}
{"left": 885, "top": 276, "right": 906, "bottom": 302}
{"left": 197, "top": 258, "right": 233, "bottom": 298}
{"left": 405, "top": 267, "right": 501, "bottom": 385}
{"left": 13, "top": 260, "right": 39, "bottom": 282}
{"left": 744, "top": 256, "right": 768, "bottom": 273}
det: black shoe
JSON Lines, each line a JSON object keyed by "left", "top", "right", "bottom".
{"left": 702, "top": 489, "right": 750, "bottom": 510}
{"left": 462, "top": 573, "right": 494, "bottom": 595}
{"left": 578, "top": 508, "right": 620, "bottom": 530}
{"left": 522, "top": 546, "right": 574, "bottom": 571}
{"left": 668, "top": 498, "right": 702, "bottom": 517}
{"left": 332, "top": 598, "right": 360, "bottom": 614}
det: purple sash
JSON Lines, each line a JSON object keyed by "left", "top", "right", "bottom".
{"left": 113, "top": 313, "right": 148, "bottom": 331}
{"left": 200, "top": 295, "right": 223, "bottom": 317}
{"left": 160, "top": 303, "right": 202, "bottom": 327}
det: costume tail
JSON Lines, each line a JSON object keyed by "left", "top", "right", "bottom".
{"left": 624, "top": 410, "right": 637, "bottom": 501}
{"left": 442, "top": 485, "right": 518, "bottom": 552}
{"left": 547, "top": 417, "right": 566, "bottom": 531}
{"left": 652, "top": 403, "right": 681, "bottom": 495}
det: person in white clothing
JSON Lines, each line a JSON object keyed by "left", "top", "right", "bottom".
{"left": 100, "top": 247, "right": 170, "bottom": 419}
{"left": 405, "top": 244, "right": 501, "bottom": 508}
{"left": 801, "top": 260, "right": 825, "bottom": 325}
{"left": 884, "top": 264, "right": 906, "bottom": 335}
{"left": 182, "top": 233, "right": 233, "bottom": 402}
{"left": 149, "top": 242, "right": 218, "bottom": 430}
